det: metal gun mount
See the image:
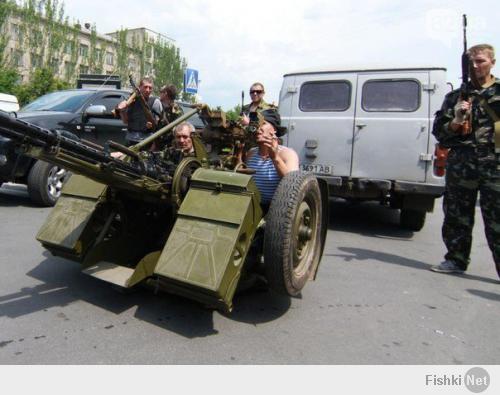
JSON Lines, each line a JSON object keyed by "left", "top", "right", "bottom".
{"left": 0, "top": 105, "right": 327, "bottom": 312}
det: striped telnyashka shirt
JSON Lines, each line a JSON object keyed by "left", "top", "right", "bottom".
{"left": 246, "top": 147, "right": 282, "bottom": 204}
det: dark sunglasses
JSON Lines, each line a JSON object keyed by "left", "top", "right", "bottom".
{"left": 250, "top": 90, "right": 264, "bottom": 94}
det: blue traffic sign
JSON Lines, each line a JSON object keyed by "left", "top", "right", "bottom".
{"left": 184, "top": 68, "right": 199, "bottom": 94}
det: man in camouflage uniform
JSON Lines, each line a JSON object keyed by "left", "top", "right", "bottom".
{"left": 152, "top": 84, "right": 183, "bottom": 151}
{"left": 241, "top": 82, "right": 276, "bottom": 129}
{"left": 431, "top": 44, "right": 500, "bottom": 278}
{"left": 242, "top": 82, "right": 273, "bottom": 114}
{"left": 159, "top": 84, "right": 182, "bottom": 127}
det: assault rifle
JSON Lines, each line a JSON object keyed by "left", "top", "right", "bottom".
{"left": 460, "top": 14, "right": 472, "bottom": 134}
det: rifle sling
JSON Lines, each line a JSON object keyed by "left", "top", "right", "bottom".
{"left": 477, "top": 97, "right": 500, "bottom": 151}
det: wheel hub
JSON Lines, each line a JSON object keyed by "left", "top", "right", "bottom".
{"left": 293, "top": 201, "right": 316, "bottom": 271}
{"left": 47, "top": 166, "right": 67, "bottom": 199}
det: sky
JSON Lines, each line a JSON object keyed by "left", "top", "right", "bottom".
{"left": 60, "top": 0, "right": 500, "bottom": 110}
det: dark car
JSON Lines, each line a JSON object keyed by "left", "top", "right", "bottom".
{"left": 178, "top": 102, "right": 206, "bottom": 131}
{"left": 0, "top": 89, "right": 206, "bottom": 206}
{"left": 0, "top": 88, "right": 129, "bottom": 206}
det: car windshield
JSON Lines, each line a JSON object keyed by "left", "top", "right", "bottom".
{"left": 20, "top": 90, "right": 95, "bottom": 113}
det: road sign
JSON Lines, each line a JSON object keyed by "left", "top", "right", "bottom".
{"left": 184, "top": 68, "right": 199, "bottom": 94}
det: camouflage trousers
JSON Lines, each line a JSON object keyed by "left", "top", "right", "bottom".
{"left": 442, "top": 147, "right": 500, "bottom": 277}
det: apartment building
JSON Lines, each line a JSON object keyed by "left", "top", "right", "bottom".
{"left": 3, "top": 10, "right": 175, "bottom": 85}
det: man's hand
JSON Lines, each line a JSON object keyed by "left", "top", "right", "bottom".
{"left": 257, "top": 133, "right": 279, "bottom": 159}
{"left": 146, "top": 121, "right": 153, "bottom": 129}
{"left": 116, "top": 100, "right": 128, "bottom": 111}
{"left": 110, "top": 151, "right": 125, "bottom": 160}
{"left": 452, "top": 100, "right": 471, "bottom": 125}
{"left": 240, "top": 114, "right": 250, "bottom": 126}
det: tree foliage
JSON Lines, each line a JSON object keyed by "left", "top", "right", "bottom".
{"left": 1, "top": 66, "right": 70, "bottom": 106}
{"left": 15, "top": 67, "right": 70, "bottom": 105}
{"left": 0, "top": 65, "right": 20, "bottom": 93}
{"left": 225, "top": 104, "right": 242, "bottom": 121}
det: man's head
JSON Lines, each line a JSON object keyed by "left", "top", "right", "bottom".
{"left": 249, "top": 82, "right": 265, "bottom": 104}
{"left": 160, "top": 84, "right": 177, "bottom": 105}
{"left": 174, "top": 122, "right": 194, "bottom": 153}
{"left": 258, "top": 109, "right": 287, "bottom": 137}
{"left": 468, "top": 44, "right": 496, "bottom": 83}
{"left": 139, "top": 77, "right": 154, "bottom": 99}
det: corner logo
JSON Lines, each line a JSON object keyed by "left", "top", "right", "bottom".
{"left": 425, "top": 367, "right": 490, "bottom": 393}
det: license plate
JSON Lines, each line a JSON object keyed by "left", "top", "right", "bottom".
{"left": 300, "top": 164, "right": 334, "bottom": 175}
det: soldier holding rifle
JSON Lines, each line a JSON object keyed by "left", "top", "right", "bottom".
{"left": 431, "top": 40, "right": 500, "bottom": 277}
{"left": 116, "top": 76, "right": 162, "bottom": 146}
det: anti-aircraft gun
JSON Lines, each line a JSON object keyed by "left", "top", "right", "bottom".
{"left": 0, "top": 106, "right": 327, "bottom": 312}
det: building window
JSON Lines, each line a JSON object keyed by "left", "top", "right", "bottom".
{"left": 79, "top": 44, "right": 89, "bottom": 58}
{"left": 95, "top": 49, "right": 102, "bottom": 62}
{"left": 65, "top": 61, "right": 76, "bottom": 79}
{"left": 10, "top": 23, "right": 23, "bottom": 42}
{"left": 105, "top": 52, "right": 114, "bottom": 66}
{"left": 79, "top": 64, "right": 89, "bottom": 75}
{"left": 30, "top": 53, "right": 42, "bottom": 68}
{"left": 50, "top": 58, "right": 60, "bottom": 73}
{"left": 32, "top": 30, "right": 43, "bottom": 45}
{"left": 64, "top": 42, "right": 73, "bottom": 55}
{"left": 13, "top": 50, "right": 24, "bottom": 67}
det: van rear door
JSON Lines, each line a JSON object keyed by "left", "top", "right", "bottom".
{"left": 351, "top": 71, "right": 430, "bottom": 182}
{"left": 280, "top": 73, "right": 356, "bottom": 178}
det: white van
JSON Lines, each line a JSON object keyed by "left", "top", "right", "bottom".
{"left": 279, "top": 66, "right": 448, "bottom": 230}
{"left": 0, "top": 93, "right": 20, "bottom": 112}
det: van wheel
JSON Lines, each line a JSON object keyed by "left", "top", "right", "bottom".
{"left": 264, "top": 171, "right": 323, "bottom": 296}
{"left": 27, "top": 160, "right": 70, "bottom": 206}
{"left": 400, "top": 209, "right": 426, "bottom": 231}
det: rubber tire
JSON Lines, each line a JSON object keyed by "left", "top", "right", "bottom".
{"left": 400, "top": 209, "right": 426, "bottom": 231}
{"left": 264, "top": 171, "right": 323, "bottom": 296}
{"left": 27, "top": 160, "right": 69, "bottom": 207}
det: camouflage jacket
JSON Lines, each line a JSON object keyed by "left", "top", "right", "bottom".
{"left": 242, "top": 100, "right": 275, "bottom": 114}
{"left": 160, "top": 102, "right": 182, "bottom": 127}
{"left": 432, "top": 77, "right": 500, "bottom": 149}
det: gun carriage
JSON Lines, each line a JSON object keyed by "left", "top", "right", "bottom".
{"left": 0, "top": 105, "right": 327, "bottom": 311}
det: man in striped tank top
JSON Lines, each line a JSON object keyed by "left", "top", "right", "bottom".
{"left": 245, "top": 109, "right": 299, "bottom": 205}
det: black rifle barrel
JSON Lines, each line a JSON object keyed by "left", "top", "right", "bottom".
{"left": 461, "top": 14, "right": 469, "bottom": 96}
{"left": 0, "top": 110, "right": 146, "bottom": 178}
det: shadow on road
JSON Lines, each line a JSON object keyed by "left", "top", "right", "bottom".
{"left": 467, "top": 289, "right": 500, "bottom": 302}
{"left": 0, "top": 253, "right": 290, "bottom": 338}
{"left": 329, "top": 246, "right": 499, "bottom": 286}
{"left": 0, "top": 184, "right": 38, "bottom": 208}
{"left": 327, "top": 199, "right": 415, "bottom": 240}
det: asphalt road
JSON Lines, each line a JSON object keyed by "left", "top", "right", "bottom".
{"left": 0, "top": 182, "right": 499, "bottom": 364}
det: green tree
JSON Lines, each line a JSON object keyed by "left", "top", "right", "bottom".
{"left": 0, "top": 65, "right": 20, "bottom": 93}
{"left": 225, "top": 104, "right": 242, "bottom": 121}
{"left": 14, "top": 67, "right": 70, "bottom": 105}
{"left": 152, "top": 41, "right": 185, "bottom": 97}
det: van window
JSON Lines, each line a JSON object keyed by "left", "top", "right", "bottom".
{"left": 299, "top": 81, "right": 351, "bottom": 112}
{"left": 362, "top": 79, "right": 420, "bottom": 112}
